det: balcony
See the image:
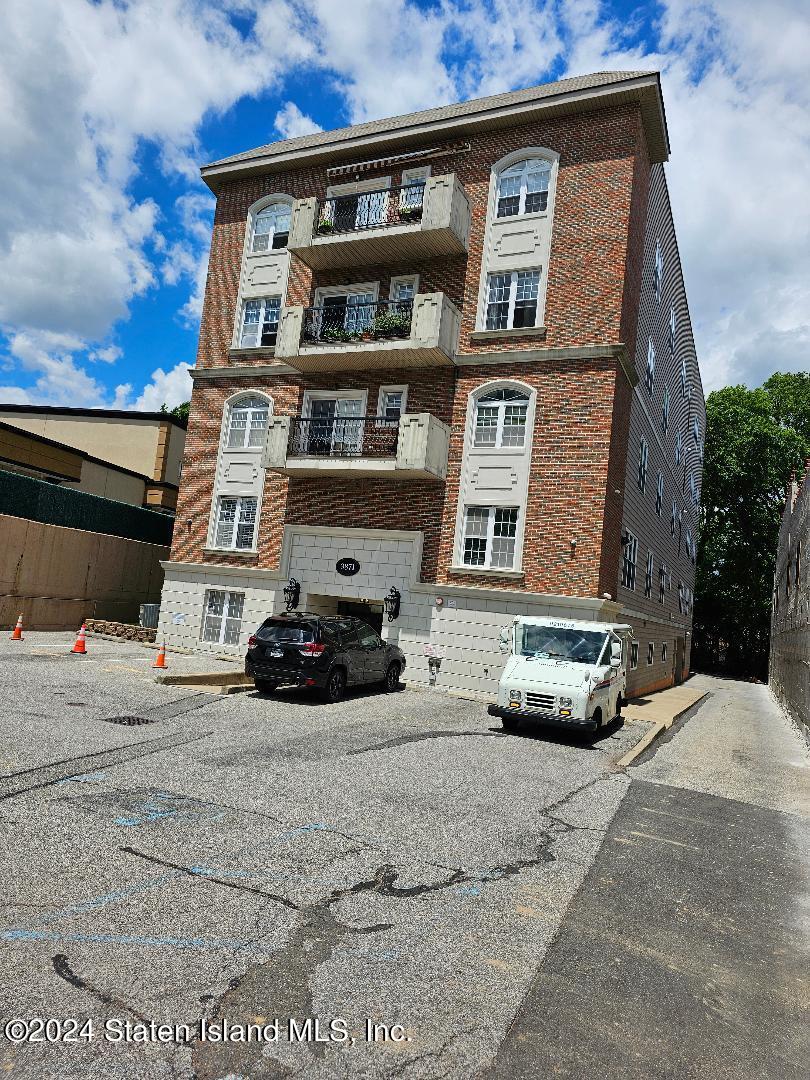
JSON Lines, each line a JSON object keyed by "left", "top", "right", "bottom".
{"left": 287, "top": 174, "right": 471, "bottom": 270}
{"left": 262, "top": 412, "right": 450, "bottom": 481}
{"left": 275, "top": 292, "right": 461, "bottom": 372}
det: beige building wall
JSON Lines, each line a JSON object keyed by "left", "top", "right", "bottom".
{"left": 64, "top": 459, "right": 146, "bottom": 505}
{"left": 0, "top": 513, "right": 168, "bottom": 630}
{"left": 0, "top": 412, "right": 182, "bottom": 486}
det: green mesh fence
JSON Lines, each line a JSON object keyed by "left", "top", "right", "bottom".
{"left": 0, "top": 469, "right": 173, "bottom": 546}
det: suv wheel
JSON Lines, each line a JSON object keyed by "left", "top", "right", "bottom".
{"left": 384, "top": 662, "right": 401, "bottom": 692}
{"left": 322, "top": 668, "right": 346, "bottom": 704}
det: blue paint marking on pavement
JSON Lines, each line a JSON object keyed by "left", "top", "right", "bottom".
{"left": 278, "top": 822, "right": 326, "bottom": 840}
{"left": 456, "top": 884, "right": 482, "bottom": 897}
{"left": 31, "top": 872, "right": 183, "bottom": 927}
{"left": 56, "top": 772, "right": 107, "bottom": 785}
{"left": 2, "top": 929, "right": 252, "bottom": 950}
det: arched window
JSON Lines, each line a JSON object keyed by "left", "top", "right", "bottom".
{"left": 473, "top": 386, "right": 530, "bottom": 448}
{"left": 496, "top": 158, "right": 552, "bottom": 218}
{"left": 251, "top": 202, "right": 291, "bottom": 252}
{"left": 226, "top": 394, "right": 271, "bottom": 449}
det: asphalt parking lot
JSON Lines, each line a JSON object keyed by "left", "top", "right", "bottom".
{"left": 0, "top": 632, "right": 652, "bottom": 1079}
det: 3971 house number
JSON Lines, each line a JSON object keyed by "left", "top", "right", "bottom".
{"left": 336, "top": 558, "right": 360, "bottom": 576}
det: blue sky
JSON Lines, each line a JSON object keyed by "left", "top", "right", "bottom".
{"left": 0, "top": 0, "right": 808, "bottom": 410}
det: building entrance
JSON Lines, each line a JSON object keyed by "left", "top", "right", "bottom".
{"left": 337, "top": 599, "right": 384, "bottom": 634}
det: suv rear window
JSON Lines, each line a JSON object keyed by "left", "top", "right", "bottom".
{"left": 257, "top": 622, "right": 316, "bottom": 643}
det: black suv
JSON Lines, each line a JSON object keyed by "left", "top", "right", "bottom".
{"left": 245, "top": 612, "right": 406, "bottom": 703}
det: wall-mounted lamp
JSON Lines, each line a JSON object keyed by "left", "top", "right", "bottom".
{"left": 435, "top": 596, "right": 444, "bottom": 607}
{"left": 283, "top": 577, "right": 300, "bottom": 611}
{"left": 384, "top": 587, "right": 401, "bottom": 622}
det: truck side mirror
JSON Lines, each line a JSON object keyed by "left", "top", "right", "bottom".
{"left": 498, "top": 626, "right": 510, "bottom": 654}
{"left": 610, "top": 641, "right": 622, "bottom": 664}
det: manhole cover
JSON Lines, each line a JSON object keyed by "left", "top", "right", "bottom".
{"left": 99, "top": 716, "right": 156, "bottom": 726}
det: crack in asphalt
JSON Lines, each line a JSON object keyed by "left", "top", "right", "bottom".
{"left": 349, "top": 729, "right": 508, "bottom": 755}
{"left": 52, "top": 954, "right": 150, "bottom": 1024}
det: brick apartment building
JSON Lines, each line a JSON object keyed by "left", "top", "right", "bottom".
{"left": 158, "top": 70, "right": 705, "bottom": 698}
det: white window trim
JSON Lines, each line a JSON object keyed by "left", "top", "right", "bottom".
{"left": 621, "top": 532, "right": 638, "bottom": 590}
{"left": 325, "top": 176, "right": 392, "bottom": 199}
{"left": 474, "top": 147, "right": 559, "bottom": 332}
{"left": 201, "top": 589, "right": 245, "bottom": 647}
{"left": 233, "top": 193, "right": 293, "bottom": 350}
{"left": 376, "top": 384, "right": 408, "bottom": 422}
{"left": 484, "top": 268, "right": 543, "bottom": 331}
{"left": 647, "top": 641, "right": 655, "bottom": 665}
{"left": 211, "top": 494, "right": 258, "bottom": 553}
{"left": 646, "top": 339, "right": 656, "bottom": 394}
{"left": 471, "top": 389, "right": 531, "bottom": 450}
{"left": 401, "top": 166, "right": 430, "bottom": 186}
{"left": 302, "top": 388, "right": 369, "bottom": 419}
{"left": 388, "top": 274, "right": 419, "bottom": 301}
{"left": 460, "top": 505, "right": 520, "bottom": 571}
{"left": 225, "top": 394, "right": 272, "bottom": 452}
{"left": 638, "top": 437, "right": 649, "bottom": 493}
{"left": 313, "top": 281, "right": 380, "bottom": 308}
{"left": 654, "top": 241, "right": 663, "bottom": 300}
{"left": 630, "top": 641, "right": 639, "bottom": 670}
{"left": 239, "top": 295, "right": 281, "bottom": 349}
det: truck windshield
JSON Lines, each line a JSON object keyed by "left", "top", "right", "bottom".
{"left": 518, "top": 625, "right": 608, "bottom": 665}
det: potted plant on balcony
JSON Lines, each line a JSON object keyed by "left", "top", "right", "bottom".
{"left": 317, "top": 216, "right": 334, "bottom": 234}
{"left": 373, "top": 310, "right": 411, "bottom": 338}
{"left": 399, "top": 204, "right": 423, "bottom": 222}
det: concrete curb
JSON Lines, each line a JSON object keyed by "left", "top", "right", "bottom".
{"left": 616, "top": 692, "right": 710, "bottom": 769}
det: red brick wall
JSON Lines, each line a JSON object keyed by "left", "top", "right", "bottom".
{"left": 197, "top": 102, "right": 645, "bottom": 368}
{"left": 175, "top": 99, "right": 654, "bottom": 600}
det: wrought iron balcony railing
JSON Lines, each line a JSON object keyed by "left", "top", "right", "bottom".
{"left": 301, "top": 299, "right": 413, "bottom": 345}
{"left": 288, "top": 416, "right": 400, "bottom": 459}
{"left": 314, "top": 182, "right": 426, "bottom": 236}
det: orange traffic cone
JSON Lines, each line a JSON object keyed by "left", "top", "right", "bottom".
{"left": 152, "top": 642, "right": 167, "bottom": 669}
{"left": 10, "top": 613, "right": 23, "bottom": 640}
{"left": 71, "top": 623, "right": 87, "bottom": 655}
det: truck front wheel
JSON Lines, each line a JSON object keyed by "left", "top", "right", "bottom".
{"left": 501, "top": 714, "right": 520, "bottom": 731}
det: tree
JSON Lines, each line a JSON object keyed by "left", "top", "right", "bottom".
{"left": 693, "top": 382, "right": 808, "bottom": 679}
{"left": 160, "top": 401, "right": 189, "bottom": 424}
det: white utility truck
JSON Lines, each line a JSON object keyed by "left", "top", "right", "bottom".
{"left": 487, "top": 617, "right": 632, "bottom": 732}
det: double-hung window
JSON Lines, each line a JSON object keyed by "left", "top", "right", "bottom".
{"left": 252, "top": 203, "right": 291, "bottom": 252}
{"left": 462, "top": 506, "right": 519, "bottom": 570}
{"left": 675, "top": 429, "right": 683, "bottom": 465}
{"left": 671, "top": 500, "right": 678, "bottom": 537}
{"left": 646, "top": 339, "right": 656, "bottom": 395}
{"left": 680, "top": 356, "right": 688, "bottom": 398}
{"left": 214, "top": 495, "right": 257, "bottom": 550}
{"left": 637, "top": 437, "right": 649, "bottom": 493}
{"left": 201, "top": 590, "right": 245, "bottom": 646}
{"left": 669, "top": 307, "right": 676, "bottom": 353}
{"left": 496, "top": 158, "right": 551, "bottom": 217}
{"left": 647, "top": 641, "right": 655, "bottom": 665}
{"left": 653, "top": 242, "right": 663, "bottom": 300}
{"left": 485, "top": 270, "right": 541, "bottom": 330}
{"left": 227, "top": 396, "right": 269, "bottom": 449}
{"left": 630, "top": 641, "right": 639, "bottom": 669}
{"left": 690, "top": 472, "right": 698, "bottom": 506}
{"left": 240, "top": 297, "right": 280, "bottom": 348}
{"left": 378, "top": 387, "right": 406, "bottom": 426}
{"left": 473, "top": 387, "right": 529, "bottom": 448}
{"left": 621, "top": 532, "right": 638, "bottom": 590}
{"left": 645, "top": 550, "right": 653, "bottom": 598}
{"left": 659, "top": 563, "right": 667, "bottom": 603}
{"left": 656, "top": 471, "right": 664, "bottom": 516}
{"left": 662, "top": 386, "right": 670, "bottom": 434}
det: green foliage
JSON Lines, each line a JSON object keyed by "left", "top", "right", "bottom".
{"left": 693, "top": 381, "right": 808, "bottom": 678}
{"left": 160, "top": 401, "right": 190, "bottom": 423}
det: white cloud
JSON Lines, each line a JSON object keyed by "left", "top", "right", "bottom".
{"left": 0, "top": 0, "right": 807, "bottom": 408}
{"left": 132, "top": 361, "right": 193, "bottom": 411}
{"left": 274, "top": 102, "right": 323, "bottom": 140}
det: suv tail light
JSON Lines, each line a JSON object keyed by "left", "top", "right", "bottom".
{"left": 248, "top": 635, "right": 257, "bottom": 647}
{"left": 299, "top": 643, "right": 326, "bottom": 656}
